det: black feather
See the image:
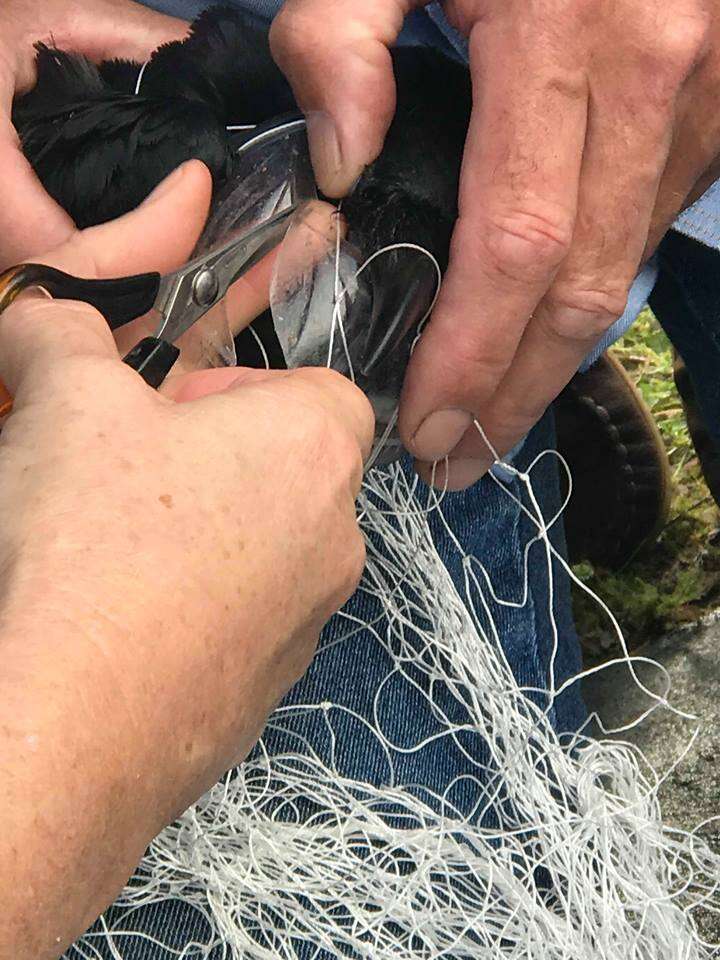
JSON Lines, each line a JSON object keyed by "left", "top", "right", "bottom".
{"left": 11, "top": 5, "right": 471, "bottom": 368}
{"left": 99, "top": 58, "right": 145, "bottom": 94}
{"left": 141, "top": 5, "right": 295, "bottom": 123}
{"left": 14, "top": 44, "right": 232, "bottom": 227}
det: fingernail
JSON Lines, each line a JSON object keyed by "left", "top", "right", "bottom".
{"left": 417, "top": 457, "right": 490, "bottom": 491}
{"left": 444, "top": 458, "right": 490, "bottom": 490}
{"left": 412, "top": 408, "right": 473, "bottom": 462}
{"left": 142, "top": 162, "right": 189, "bottom": 205}
{"left": 305, "top": 112, "right": 349, "bottom": 198}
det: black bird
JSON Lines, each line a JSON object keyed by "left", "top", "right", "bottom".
{"left": 12, "top": 8, "right": 673, "bottom": 563}
{"left": 12, "top": 5, "right": 470, "bottom": 390}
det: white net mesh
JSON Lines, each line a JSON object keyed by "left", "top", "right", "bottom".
{"left": 69, "top": 448, "right": 720, "bottom": 960}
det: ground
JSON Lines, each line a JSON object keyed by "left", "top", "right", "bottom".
{"left": 580, "top": 315, "right": 720, "bottom": 940}
{"left": 584, "top": 614, "right": 720, "bottom": 942}
{"left": 574, "top": 308, "right": 720, "bottom": 657}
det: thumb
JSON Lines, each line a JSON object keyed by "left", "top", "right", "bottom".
{"left": 50, "top": 1, "right": 190, "bottom": 67}
{"left": 0, "top": 296, "right": 117, "bottom": 400}
{"left": 162, "top": 366, "right": 291, "bottom": 403}
{"left": 102, "top": 1, "right": 189, "bottom": 61}
{"left": 41, "top": 160, "right": 213, "bottom": 281}
{"left": 270, "top": 0, "right": 415, "bottom": 197}
{"left": 0, "top": 161, "right": 212, "bottom": 413}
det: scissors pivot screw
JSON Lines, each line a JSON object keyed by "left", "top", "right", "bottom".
{"left": 192, "top": 268, "right": 220, "bottom": 308}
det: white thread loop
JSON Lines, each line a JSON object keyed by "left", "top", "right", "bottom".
{"left": 75, "top": 173, "right": 719, "bottom": 960}
{"left": 134, "top": 61, "right": 150, "bottom": 96}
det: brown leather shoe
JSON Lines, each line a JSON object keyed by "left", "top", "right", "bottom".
{"left": 554, "top": 352, "right": 672, "bottom": 570}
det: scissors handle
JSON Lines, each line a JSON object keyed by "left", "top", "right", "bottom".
{"left": 0, "top": 263, "right": 160, "bottom": 329}
{"left": 0, "top": 263, "right": 162, "bottom": 417}
{"left": 122, "top": 337, "right": 180, "bottom": 387}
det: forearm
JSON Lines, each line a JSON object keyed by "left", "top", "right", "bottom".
{"left": 0, "top": 607, "right": 179, "bottom": 960}
{"left": 0, "top": 525, "right": 301, "bottom": 960}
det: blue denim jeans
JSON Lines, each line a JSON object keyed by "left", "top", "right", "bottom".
{"left": 66, "top": 3, "right": 585, "bottom": 955}
{"left": 70, "top": 408, "right": 584, "bottom": 958}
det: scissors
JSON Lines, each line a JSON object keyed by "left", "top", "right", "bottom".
{"left": 0, "top": 203, "right": 297, "bottom": 417}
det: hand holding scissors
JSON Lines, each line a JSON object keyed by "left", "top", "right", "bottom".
{"left": 0, "top": 193, "right": 296, "bottom": 416}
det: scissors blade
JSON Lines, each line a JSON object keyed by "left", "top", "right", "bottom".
{"left": 153, "top": 204, "right": 298, "bottom": 346}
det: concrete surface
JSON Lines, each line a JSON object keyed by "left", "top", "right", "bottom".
{"left": 584, "top": 612, "right": 720, "bottom": 942}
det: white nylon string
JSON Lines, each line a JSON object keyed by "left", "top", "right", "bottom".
{"left": 134, "top": 61, "right": 149, "bottom": 96}
{"left": 72, "top": 200, "right": 720, "bottom": 960}
{"left": 133, "top": 63, "right": 257, "bottom": 134}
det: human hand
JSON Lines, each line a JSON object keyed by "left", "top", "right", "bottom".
{"left": 271, "top": 0, "right": 719, "bottom": 487}
{"left": 0, "top": 162, "right": 373, "bottom": 959}
{"left": 0, "top": 0, "right": 188, "bottom": 267}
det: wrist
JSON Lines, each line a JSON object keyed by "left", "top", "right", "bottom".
{"left": 0, "top": 607, "right": 162, "bottom": 956}
{"left": 0, "top": 537, "right": 269, "bottom": 807}
{"left": 1, "top": 555, "right": 198, "bottom": 811}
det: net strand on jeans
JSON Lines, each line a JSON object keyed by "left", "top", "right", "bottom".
{"left": 68, "top": 212, "right": 720, "bottom": 960}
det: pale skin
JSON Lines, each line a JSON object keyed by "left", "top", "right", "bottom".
{"left": 4, "top": 1, "right": 718, "bottom": 491}
{"left": 269, "top": 0, "right": 720, "bottom": 488}
{"left": 0, "top": 164, "right": 374, "bottom": 959}
{"left": 1, "top": 0, "right": 707, "bottom": 951}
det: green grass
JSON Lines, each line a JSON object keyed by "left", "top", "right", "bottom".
{"left": 572, "top": 309, "right": 720, "bottom": 658}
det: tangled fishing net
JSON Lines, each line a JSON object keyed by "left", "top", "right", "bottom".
{"left": 67, "top": 436, "right": 720, "bottom": 959}
{"left": 66, "top": 187, "right": 720, "bottom": 958}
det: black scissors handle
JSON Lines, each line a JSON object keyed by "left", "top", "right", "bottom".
{"left": 0, "top": 263, "right": 160, "bottom": 330}
{"left": 122, "top": 337, "right": 180, "bottom": 387}
{"left": 0, "top": 263, "right": 167, "bottom": 416}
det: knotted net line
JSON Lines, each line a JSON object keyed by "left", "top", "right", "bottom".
{"left": 68, "top": 444, "right": 720, "bottom": 960}
{"left": 69, "top": 227, "right": 720, "bottom": 959}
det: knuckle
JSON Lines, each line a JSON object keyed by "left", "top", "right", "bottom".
{"left": 354, "top": 386, "right": 375, "bottom": 436}
{"left": 348, "top": 528, "right": 367, "bottom": 584}
{"left": 336, "top": 526, "right": 367, "bottom": 598}
{"left": 653, "top": 8, "right": 710, "bottom": 76}
{"left": 415, "top": 318, "right": 513, "bottom": 408}
{"left": 330, "top": 421, "right": 365, "bottom": 483}
{"left": 477, "top": 206, "right": 573, "bottom": 284}
{"left": 298, "top": 402, "right": 335, "bottom": 450}
{"left": 297, "top": 364, "right": 345, "bottom": 391}
{"left": 292, "top": 367, "right": 371, "bottom": 457}
{"left": 540, "top": 284, "right": 628, "bottom": 341}
{"left": 296, "top": 402, "right": 360, "bottom": 477}
{"left": 284, "top": 371, "right": 336, "bottom": 419}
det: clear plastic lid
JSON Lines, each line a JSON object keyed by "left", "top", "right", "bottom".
{"left": 166, "top": 119, "right": 440, "bottom": 465}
